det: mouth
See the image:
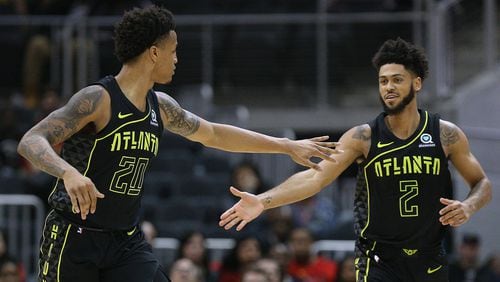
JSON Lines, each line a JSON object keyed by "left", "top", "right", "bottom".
{"left": 384, "top": 93, "right": 398, "bottom": 101}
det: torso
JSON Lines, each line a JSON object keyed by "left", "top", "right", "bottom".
{"left": 48, "top": 75, "right": 164, "bottom": 230}
{"left": 353, "top": 110, "right": 453, "bottom": 249}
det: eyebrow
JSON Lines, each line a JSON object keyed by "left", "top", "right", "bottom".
{"left": 379, "top": 74, "right": 405, "bottom": 78}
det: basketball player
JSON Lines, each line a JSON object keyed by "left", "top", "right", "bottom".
{"left": 17, "top": 6, "right": 339, "bottom": 282}
{"left": 219, "top": 38, "right": 492, "bottom": 282}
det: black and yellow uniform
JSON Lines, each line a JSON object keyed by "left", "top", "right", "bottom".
{"left": 39, "top": 76, "right": 168, "bottom": 282}
{"left": 354, "top": 110, "right": 451, "bottom": 282}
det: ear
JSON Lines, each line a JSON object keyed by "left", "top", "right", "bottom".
{"left": 148, "top": 45, "right": 159, "bottom": 63}
{"left": 413, "top": 77, "right": 422, "bottom": 92}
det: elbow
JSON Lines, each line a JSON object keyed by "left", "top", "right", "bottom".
{"left": 17, "top": 136, "right": 27, "bottom": 158}
{"left": 484, "top": 178, "right": 493, "bottom": 204}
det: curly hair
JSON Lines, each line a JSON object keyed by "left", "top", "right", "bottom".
{"left": 113, "top": 6, "right": 176, "bottom": 63}
{"left": 371, "top": 38, "right": 429, "bottom": 81}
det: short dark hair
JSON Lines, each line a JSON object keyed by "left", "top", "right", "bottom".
{"left": 372, "top": 38, "right": 429, "bottom": 81}
{"left": 113, "top": 6, "right": 176, "bottom": 63}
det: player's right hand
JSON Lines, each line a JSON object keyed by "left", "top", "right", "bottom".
{"left": 63, "top": 169, "right": 105, "bottom": 220}
{"left": 219, "top": 187, "right": 264, "bottom": 231}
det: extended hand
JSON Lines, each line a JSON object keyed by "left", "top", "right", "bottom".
{"left": 63, "top": 169, "right": 105, "bottom": 220}
{"left": 219, "top": 187, "right": 264, "bottom": 231}
{"left": 439, "top": 198, "right": 472, "bottom": 227}
{"left": 286, "top": 136, "right": 340, "bottom": 170}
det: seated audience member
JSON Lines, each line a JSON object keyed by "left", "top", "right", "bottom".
{"left": 286, "top": 228, "right": 338, "bottom": 282}
{"left": 169, "top": 258, "right": 203, "bottom": 282}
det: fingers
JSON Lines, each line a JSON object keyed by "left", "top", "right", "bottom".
{"left": 230, "top": 186, "right": 243, "bottom": 197}
{"left": 236, "top": 220, "right": 248, "bottom": 231}
{"left": 440, "top": 197, "right": 454, "bottom": 205}
{"left": 220, "top": 207, "right": 236, "bottom": 222}
{"left": 77, "top": 189, "right": 91, "bottom": 220}
{"left": 315, "top": 141, "right": 340, "bottom": 148}
{"left": 90, "top": 185, "right": 105, "bottom": 214}
{"left": 301, "top": 159, "right": 322, "bottom": 171}
{"left": 68, "top": 193, "right": 80, "bottom": 214}
{"left": 308, "top": 136, "right": 330, "bottom": 142}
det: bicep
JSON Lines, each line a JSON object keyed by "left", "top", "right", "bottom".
{"left": 156, "top": 92, "right": 203, "bottom": 137}
{"left": 27, "top": 85, "right": 104, "bottom": 145}
{"left": 445, "top": 125, "right": 487, "bottom": 188}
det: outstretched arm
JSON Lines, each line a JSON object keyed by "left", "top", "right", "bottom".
{"left": 156, "top": 92, "right": 339, "bottom": 169}
{"left": 219, "top": 126, "right": 368, "bottom": 231}
{"left": 438, "top": 120, "right": 492, "bottom": 227}
{"left": 17, "top": 86, "right": 106, "bottom": 219}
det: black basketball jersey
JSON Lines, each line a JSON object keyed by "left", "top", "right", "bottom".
{"left": 354, "top": 110, "right": 452, "bottom": 250}
{"left": 48, "top": 76, "right": 164, "bottom": 230}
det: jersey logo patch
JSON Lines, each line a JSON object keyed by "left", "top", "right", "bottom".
{"left": 427, "top": 265, "right": 442, "bottom": 274}
{"left": 403, "top": 248, "right": 418, "bottom": 256}
{"left": 150, "top": 109, "right": 159, "bottom": 127}
{"left": 419, "top": 133, "right": 436, "bottom": 148}
{"left": 377, "top": 141, "right": 394, "bottom": 148}
{"left": 118, "top": 112, "right": 133, "bottom": 119}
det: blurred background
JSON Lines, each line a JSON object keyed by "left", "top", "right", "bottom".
{"left": 0, "top": 0, "right": 499, "bottom": 281}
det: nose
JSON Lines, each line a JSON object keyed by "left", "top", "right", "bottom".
{"left": 386, "top": 81, "right": 396, "bottom": 91}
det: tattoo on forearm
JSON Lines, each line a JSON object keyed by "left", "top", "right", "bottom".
{"left": 18, "top": 86, "right": 103, "bottom": 178}
{"left": 158, "top": 95, "right": 200, "bottom": 136}
{"left": 352, "top": 125, "right": 370, "bottom": 141}
{"left": 263, "top": 196, "right": 272, "bottom": 206}
{"left": 440, "top": 124, "right": 459, "bottom": 146}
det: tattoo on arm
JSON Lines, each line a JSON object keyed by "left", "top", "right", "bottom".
{"left": 263, "top": 196, "right": 272, "bottom": 206}
{"left": 158, "top": 94, "right": 200, "bottom": 136}
{"left": 18, "top": 86, "right": 103, "bottom": 177}
{"left": 440, "top": 123, "right": 460, "bottom": 146}
{"left": 352, "top": 125, "right": 371, "bottom": 141}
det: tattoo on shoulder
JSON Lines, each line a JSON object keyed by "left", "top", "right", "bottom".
{"left": 43, "top": 86, "right": 103, "bottom": 144}
{"left": 352, "top": 125, "right": 371, "bottom": 141}
{"left": 158, "top": 94, "right": 200, "bottom": 136}
{"left": 440, "top": 122, "right": 460, "bottom": 146}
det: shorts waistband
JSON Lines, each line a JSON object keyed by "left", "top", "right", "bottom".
{"left": 52, "top": 209, "right": 137, "bottom": 235}
{"left": 358, "top": 238, "right": 443, "bottom": 259}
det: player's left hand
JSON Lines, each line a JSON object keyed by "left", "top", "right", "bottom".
{"left": 439, "top": 198, "right": 473, "bottom": 227}
{"left": 286, "top": 136, "right": 341, "bottom": 170}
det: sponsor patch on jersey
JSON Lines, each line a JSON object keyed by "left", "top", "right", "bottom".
{"left": 150, "top": 109, "right": 159, "bottom": 127}
{"left": 419, "top": 133, "right": 435, "bottom": 148}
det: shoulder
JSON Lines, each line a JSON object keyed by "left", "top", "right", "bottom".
{"left": 439, "top": 119, "right": 466, "bottom": 146}
{"left": 348, "top": 124, "right": 371, "bottom": 141}
{"left": 154, "top": 91, "right": 180, "bottom": 107}
{"left": 63, "top": 85, "right": 108, "bottom": 116}
{"left": 340, "top": 124, "right": 371, "bottom": 158}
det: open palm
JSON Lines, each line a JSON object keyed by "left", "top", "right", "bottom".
{"left": 219, "top": 187, "right": 264, "bottom": 231}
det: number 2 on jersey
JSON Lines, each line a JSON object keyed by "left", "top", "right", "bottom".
{"left": 109, "top": 156, "right": 149, "bottom": 196}
{"left": 399, "top": 180, "right": 419, "bottom": 217}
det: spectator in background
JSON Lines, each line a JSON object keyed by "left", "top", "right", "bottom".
{"left": 176, "top": 231, "right": 215, "bottom": 282}
{"left": 255, "top": 257, "right": 285, "bottom": 282}
{"left": 289, "top": 194, "right": 337, "bottom": 240}
{"left": 336, "top": 255, "right": 355, "bottom": 282}
{"left": 0, "top": 258, "right": 21, "bottom": 282}
{"left": 231, "top": 161, "right": 269, "bottom": 195}
{"left": 141, "top": 220, "right": 158, "bottom": 246}
{"left": 0, "top": 230, "right": 25, "bottom": 282}
{"left": 241, "top": 266, "right": 271, "bottom": 282}
{"left": 484, "top": 253, "right": 500, "bottom": 282}
{"left": 449, "top": 234, "right": 491, "bottom": 282}
{"left": 169, "top": 258, "right": 203, "bottom": 282}
{"left": 268, "top": 243, "right": 292, "bottom": 282}
{"left": 286, "top": 228, "right": 338, "bottom": 282}
{"left": 218, "top": 235, "right": 263, "bottom": 282}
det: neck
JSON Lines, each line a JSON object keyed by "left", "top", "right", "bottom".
{"left": 115, "top": 62, "right": 154, "bottom": 110}
{"left": 385, "top": 106, "right": 420, "bottom": 139}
